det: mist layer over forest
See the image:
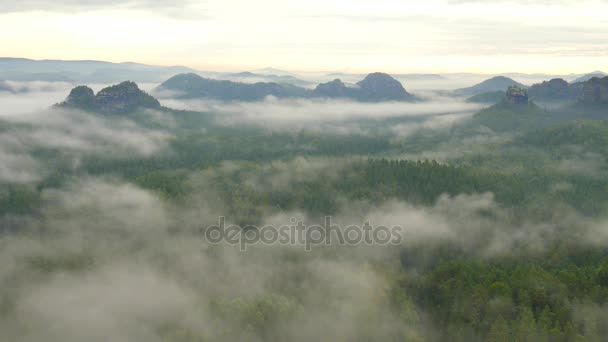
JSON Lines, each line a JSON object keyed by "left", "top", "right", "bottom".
{"left": 1, "top": 73, "right": 608, "bottom": 342}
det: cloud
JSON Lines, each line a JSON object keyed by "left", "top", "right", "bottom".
{"left": 42, "top": 178, "right": 170, "bottom": 234}
{"left": 0, "top": 149, "right": 42, "bottom": 184}
{"left": 0, "top": 0, "right": 198, "bottom": 13}
{"left": 15, "top": 265, "right": 202, "bottom": 342}
{"left": 1, "top": 108, "right": 171, "bottom": 158}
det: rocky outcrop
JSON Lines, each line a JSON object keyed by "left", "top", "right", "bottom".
{"left": 94, "top": 81, "right": 160, "bottom": 114}
{"left": 506, "top": 86, "right": 528, "bottom": 105}
{"left": 527, "top": 78, "right": 583, "bottom": 102}
{"left": 581, "top": 77, "right": 608, "bottom": 104}
{"left": 58, "top": 81, "right": 161, "bottom": 114}
{"left": 63, "top": 85, "right": 96, "bottom": 109}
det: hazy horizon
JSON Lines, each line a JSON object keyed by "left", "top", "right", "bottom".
{"left": 1, "top": 0, "right": 606, "bottom": 74}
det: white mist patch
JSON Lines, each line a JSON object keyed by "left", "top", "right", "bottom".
{"left": 15, "top": 265, "right": 202, "bottom": 342}
{"left": 0, "top": 149, "right": 43, "bottom": 183}
{"left": 0, "top": 108, "right": 171, "bottom": 158}
{"left": 160, "top": 97, "right": 482, "bottom": 135}
{"left": 162, "top": 97, "right": 482, "bottom": 122}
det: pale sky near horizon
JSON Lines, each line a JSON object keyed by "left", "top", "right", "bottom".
{"left": 0, "top": 0, "right": 606, "bottom": 74}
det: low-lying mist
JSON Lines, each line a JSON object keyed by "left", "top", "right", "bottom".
{"left": 2, "top": 82, "right": 608, "bottom": 341}
{"left": 160, "top": 96, "right": 483, "bottom": 136}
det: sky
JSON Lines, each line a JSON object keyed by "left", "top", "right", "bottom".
{"left": 0, "top": 0, "right": 606, "bottom": 73}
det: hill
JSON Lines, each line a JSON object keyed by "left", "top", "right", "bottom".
{"left": 526, "top": 78, "right": 583, "bottom": 103}
{"left": 469, "top": 87, "right": 548, "bottom": 132}
{"left": 355, "top": 72, "right": 418, "bottom": 102}
{"left": 56, "top": 81, "right": 161, "bottom": 114}
{"left": 312, "top": 73, "right": 418, "bottom": 102}
{"left": 453, "top": 76, "right": 526, "bottom": 97}
{"left": 312, "top": 79, "right": 357, "bottom": 98}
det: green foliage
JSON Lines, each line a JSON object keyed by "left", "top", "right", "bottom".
{"left": 521, "top": 119, "right": 608, "bottom": 156}
{"left": 471, "top": 101, "right": 546, "bottom": 132}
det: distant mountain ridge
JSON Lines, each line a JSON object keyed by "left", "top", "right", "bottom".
{"left": 220, "top": 71, "right": 313, "bottom": 87}
{"left": 157, "top": 72, "right": 419, "bottom": 102}
{"left": 572, "top": 71, "right": 607, "bottom": 83}
{"left": 0, "top": 58, "right": 197, "bottom": 83}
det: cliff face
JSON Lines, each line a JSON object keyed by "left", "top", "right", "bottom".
{"left": 582, "top": 77, "right": 608, "bottom": 104}
{"left": 506, "top": 86, "right": 528, "bottom": 105}
{"left": 58, "top": 81, "right": 161, "bottom": 114}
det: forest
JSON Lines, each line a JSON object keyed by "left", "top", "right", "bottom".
{"left": 1, "top": 79, "right": 608, "bottom": 342}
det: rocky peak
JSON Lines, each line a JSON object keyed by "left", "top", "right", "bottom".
{"left": 64, "top": 85, "right": 95, "bottom": 108}
{"left": 58, "top": 81, "right": 161, "bottom": 114}
{"left": 506, "top": 86, "right": 529, "bottom": 105}
{"left": 545, "top": 78, "right": 568, "bottom": 88}
{"left": 581, "top": 77, "right": 608, "bottom": 104}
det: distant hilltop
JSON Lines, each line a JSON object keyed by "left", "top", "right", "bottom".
{"left": 453, "top": 76, "right": 527, "bottom": 97}
{"left": 313, "top": 73, "right": 418, "bottom": 102}
{"left": 56, "top": 81, "right": 160, "bottom": 114}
